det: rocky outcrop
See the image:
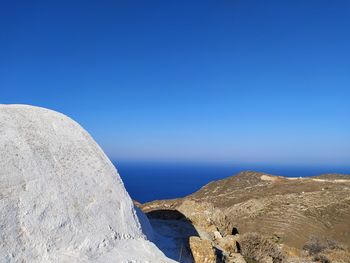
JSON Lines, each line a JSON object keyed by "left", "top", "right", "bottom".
{"left": 222, "top": 253, "right": 246, "bottom": 263}
{"left": 188, "top": 234, "right": 246, "bottom": 263}
{"left": 216, "top": 235, "right": 240, "bottom": 254}
{"left": 189, "top": 236, "right": 216, "bottom": 263}
{"left": 0, "top": 105, "right": 174, "bottom": 262}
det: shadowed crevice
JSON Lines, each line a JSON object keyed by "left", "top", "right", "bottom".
{"left": 146, "top": 209, "right": 199, "bottom": 263}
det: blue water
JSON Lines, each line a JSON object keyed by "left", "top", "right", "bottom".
{"left": 114, "top": 161, "right": 350, "bottom": 203}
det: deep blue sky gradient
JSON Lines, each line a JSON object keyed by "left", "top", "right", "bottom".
{"left": 1, "top": 1, "right": 349, "bottom": 165}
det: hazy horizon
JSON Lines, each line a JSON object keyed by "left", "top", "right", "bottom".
{"left": 115, "top": 160, "right": 350, "bottom": 202}
{"left": 113, "top": 158, "right": 350, "bottom": 171}
{"left": 1, "top": 1, "right": 349, "bottom": 166}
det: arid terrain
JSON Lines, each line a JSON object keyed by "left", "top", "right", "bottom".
{"left": 140, "top": 171, "right": 350, "bottom": 262}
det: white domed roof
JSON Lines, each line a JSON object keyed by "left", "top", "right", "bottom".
{"left": 0, "top": 104, "right": 174, "bottom": 263}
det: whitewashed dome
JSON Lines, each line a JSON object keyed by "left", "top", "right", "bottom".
{"left": 0, "top": 104, "right": 174, "bottom": 263}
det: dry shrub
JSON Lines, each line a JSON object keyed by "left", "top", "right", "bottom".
{"left": 312, "top": 254, "right": 330, "bottom": 263}
{"left": 324, "top": 238, "right": 346, "bottom": 251}
{"left": 303, "top": 236, "right": 327, "bottom": 255}
{"left": 303, "top": 236, "right": 346, "bottom": 255}
{"left": 303, "top": 236, "right": 348, "bottom": 262}
{"left": 282, "top": 245, "right": 302, "bottom": 258}
{"left": 239, "top": 232, "right": 286, "bottom": 263}
{"left": 325, "top": 249, "right": 350, "bottom": 263}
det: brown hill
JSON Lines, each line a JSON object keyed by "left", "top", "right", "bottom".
{"left": 141, "top": 171, "right": 350, "bottom": 250}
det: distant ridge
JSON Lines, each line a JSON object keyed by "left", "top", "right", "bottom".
{"left": 141, "top": 170, "right": 350, "bottom": 249}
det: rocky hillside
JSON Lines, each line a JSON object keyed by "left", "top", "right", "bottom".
{"left": 141, "top": 171, "right": 350, "bottom": 260}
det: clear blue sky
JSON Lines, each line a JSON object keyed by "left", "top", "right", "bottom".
{"left": 1, "top": 1, "right": 349, "bottom": 165}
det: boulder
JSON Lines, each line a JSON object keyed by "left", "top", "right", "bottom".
{"left": 216, "top": 234, "right": 240, "bottom": 254}
{"left": 223, "top": 253, "right": 247, "bottom": 263}
{"left": 214, "top": 230, "right": 223, "bottom": 240}
{"left": 189, "top": 236, "right": 217, "bottom": 263}
{"left": 0, "top": 104, "right": 174, "bottom": 262}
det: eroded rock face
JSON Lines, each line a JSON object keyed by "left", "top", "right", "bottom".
{"left": 189, "top": 236, "right": 216, "bottom": 263}
{"left": 0, "top": 105, "right": 174, "bottom": 263}
{"left": 216, "top": 235, "right": 240, "bottom": 255}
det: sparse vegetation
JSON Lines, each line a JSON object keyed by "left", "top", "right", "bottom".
{"left": 303, "top": 236, "right": 345, "bottom": 255}
{"left": 312, "top": 254, "right": 330, "bottom": 263}
{"left": 239, "top": 232, "right": 286, "bottom": 263}
{"left": 303, "top": 236, "right": 347, "bottom": 262}
{"left": 303, "top": 236, "right": 327, "bottom": 255}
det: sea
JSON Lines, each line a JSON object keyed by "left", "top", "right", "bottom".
{"left": 113, "top": 161, "right": 350, "bottom": 203}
